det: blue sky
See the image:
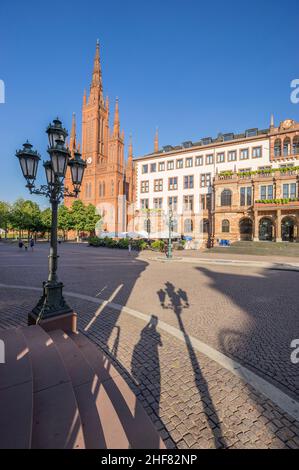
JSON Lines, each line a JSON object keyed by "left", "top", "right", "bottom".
{"left": 0, "top": 0, "right": 298, "bottom": 203}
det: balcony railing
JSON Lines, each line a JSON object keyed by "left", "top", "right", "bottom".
{"left": 216, "top": 167, "right": 299, "bottom": 182}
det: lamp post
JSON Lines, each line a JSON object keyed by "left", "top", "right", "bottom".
{"left": 16, "top": 118, "right": 86, "bottom": 332}
{"left": 166, "top": 209, "right": 174, "bottom": 260}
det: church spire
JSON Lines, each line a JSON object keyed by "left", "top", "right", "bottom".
{"left": 154, "top": 127, "right": 159, "bottom": 152}
{"left": 128, "top": 134, "right": 133, "bottom": 160}
{"left": 69, "top": 112, "right": 76, "bottom": 155}
{"left": 91, "top": 39, "right": 103, "bottom": 98}
{"left": 113, "top": 97, "right": 120, "bottom": 137}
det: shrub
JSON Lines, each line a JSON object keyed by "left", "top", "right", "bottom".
{"left": 88, "top": 236, "right": 102, "bottom": 247}
{"left": 151, "top": 240, "right": 165, "bottom": 252}
{"left": 118, "top": 238, "right": 130, "bottom": 249}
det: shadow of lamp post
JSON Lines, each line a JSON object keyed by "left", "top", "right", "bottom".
{"left": 16, "top": 118, "right": 86, "bottom": 333}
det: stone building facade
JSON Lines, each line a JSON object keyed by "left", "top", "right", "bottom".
{"left": 64, "top": 42, "right": 135, "bottom": 234}
{"left": 134, "top": 118, "right": 299, "bottom": 246}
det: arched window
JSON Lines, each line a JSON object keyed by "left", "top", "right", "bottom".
{"left": 221, "top": 189, "right": 232, "bottom": 206}
{"left": 111, "top": 180, "right": 114, "bottom": 196}
{"left": 99, "top": 182, "right": 102, "bottom": 197}
{"left": 184, "top": 219, "right": 193, "bottom": 233}
{"left": 222, "top": 219, "right": 230, "bottom": 233}
{"left": 103, "top": 182, "right": 105, "bottom": 197}
{"left": 293, "top": 136, "right": 299, "bottom": 155}
{"left": 274, "top": 139, "right": 281, "bottom": 157}
{"left": 283, "top": 137, "right": 291, "bottom": 157}
{"left": 144, "top": 218, "right": 151, "bottom": 233}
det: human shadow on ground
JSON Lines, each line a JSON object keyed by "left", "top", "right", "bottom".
{"left": 131, "top": 315, "right": 163, "bottom": 421}
{"left": 157, "top": 281, "right": 227, "bottom": 448}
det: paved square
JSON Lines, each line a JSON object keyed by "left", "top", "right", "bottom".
{"left": 0, "top": 242, "right": 299, "bottom": 448}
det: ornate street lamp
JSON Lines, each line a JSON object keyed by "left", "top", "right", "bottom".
{"left": 16, "top": 118, "right": 86, "bottom": 332}
{"left": 166, "top": 209, "right": 174, "bottom": 260}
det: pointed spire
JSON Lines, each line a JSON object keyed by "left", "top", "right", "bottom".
{"left": 128, "top": 133, "right": 133, "bottom": 160}
{"left": 91, "top": 39, "right": 103, "bottom": 95}
{"left": 270, "top": 113, "right": 275, "bottom": 129}
{"left": 154, "top": 127, "right": 159, "bottom": 153}
{"left": 69, "top": 112, "right": 76, "bottom": 154}
{"left": 113, "top": 97, "right": 120, "bottom": 137}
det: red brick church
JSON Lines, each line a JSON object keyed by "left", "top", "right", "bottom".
{"left": 65, "top": 41, "right": 135, "bottom": 234}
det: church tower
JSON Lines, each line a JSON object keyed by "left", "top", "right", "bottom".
{"left": 65, "top": 41, "right": 131, "bottom": 235}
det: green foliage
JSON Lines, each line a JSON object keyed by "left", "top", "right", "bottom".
{"left": 0, "top": 201, "right": 11, "bottom": 234}
{"left": 9, "top": 199, "right": 41, "bottom": 234}
{"left": 255, "top": 198, "right": 299, "bottom": 205}
{"left": 70, "top": 200, "right": 100, "bottom": 235}
{"left": 151, "top": 240, "right": 165, "bottom": 252}
{"left": 88, "top": 236, "right": 148, "bottom": 251}
{"left": 58, "top": 205, "right": 73, "bottom": 234}
{"left": 40, "top": 208, "right": 52, "bottom": 232}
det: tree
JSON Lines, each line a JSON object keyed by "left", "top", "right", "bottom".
{"left": 0, "top": 201, "right": 11, "bottom": 239}
{"left": 58, "top": 205, "right": 73, "bottom": 240}
{"left": 70, "top": 200, "right": 87, "bottom": 241}
{"left": 40, "top": 208, "right": 52, "bottom": 240}
{"left": 9, "top": 199, "right": 41, "bottom": 239}
{"left": 83, "top": 204, "right": 101, "bottom": 235}
{"left": 70, "top": 200, "right": 100, "bottom": 240}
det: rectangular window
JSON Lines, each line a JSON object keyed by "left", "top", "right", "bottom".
{"left": 184, "top": 175, "right": 194, "bottom": 189}
{"left": 168, "top": 177, "right": 178, "bottom": 190}
{"left": 176, "top": 159, "right": 183, "bottom": 169}
{"left": 167, "top": 160, "right": 174, "bottom": 170}
{"left": 228, "top": 151, "right": 237, "bottom": 161}
{"left": 168, "top": 196, "right": 178, "bottom": 211}
{"left": 240, "top": 186, "right": 252, "bottom": 206}
{"left": 183, "top": 195, "right": 194, "bottom": 211}
{"left": 185, "top": 157, "right": 193, "bottom": 168}
{"left": 153, "top": 197, "right": 163, "bottom": 209}
{"left": 252, "top": 146, "right": 262, "bottom": 158}
{"left": 142, "top": 164, "right": 148, "bottom": 174}
{"left": 200, "top": 173, "right": 211, "bottom": 188}
{"left": 217, "top": 152, "right": 225, "bottom": 163}
{"left": 283, "top": 183, "right": 297, "bottom": 198}
{"left": 141, "top": 180, "right": 149, "bottom": 193}
{"left": 141, "top": 198, "right": 149, "bottom": 209}
{"left": 206, "top": 154, "right": 214, "bottom": 165}
{"left": 154, "top": 179, "right": 163, "bottom": 192}
{"left": 150, "top": 163, "right": 157, "bottom": 172}
{"left": 200, "top": 195, "right": 205, "bottom": 210}
{"left": 260, "top": 185, "right": 273, "bottom": 199}
{"left": 158, "top": 162, "right": 165, "bottom": 171}
{"left": 195, "top": 155, "right": 203, "bottom": 166}
{"left": 240, "top": 148, "right": 249, "bottom": 160}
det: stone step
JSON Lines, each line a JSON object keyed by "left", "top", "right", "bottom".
{"left": 70, "top": 332, "right": 165, "bottom": 449}
{"left": 0, "top": 327, "right": 33, "bottom": 449}
{"left": 20, "top": 325, "right": 85, "bottom": 449}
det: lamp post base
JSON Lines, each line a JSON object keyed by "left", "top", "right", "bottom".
{"left": 28, "top": 310, "right": 77, "bottom": 334}
{"left": 28, "top": 280, "right": 77, "bottom": 333}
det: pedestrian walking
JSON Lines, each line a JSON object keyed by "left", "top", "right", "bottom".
{"left": 30, "top": 238, "right": 34, "bottom": 251}
{"left": 18, "top": 239, "right": 23, "bottom": 250}
{"left": 128, "top": 241, "right": 132, "bottom": 256}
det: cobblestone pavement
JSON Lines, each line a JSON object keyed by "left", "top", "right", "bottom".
{"left": 0, "top": 242, "right": 299, "bottom": 448}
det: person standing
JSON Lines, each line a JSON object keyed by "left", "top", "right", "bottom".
{"left": 128, "top": 241, "right": 132, "bottom": 256}
{"left": 30, "top": 238, "right": 34, "bottom": 252}
{"left": 18, "top": 239, "right": 23, "bottom": 250}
